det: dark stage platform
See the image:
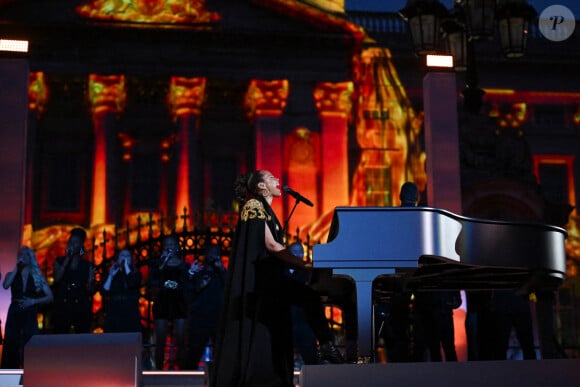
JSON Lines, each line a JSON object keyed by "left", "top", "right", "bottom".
{"left": 2, "top": 360, "right": 580, "bottom": 387}
{"left": 0, "top": 369, "right": 294, "bottom": 386}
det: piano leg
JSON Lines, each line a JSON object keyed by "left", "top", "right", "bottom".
{"left": 331, "top": 268, "right": 396, "bottom": 361}
{"left": 354, "top": 280, "right": 373, "bottom": 361}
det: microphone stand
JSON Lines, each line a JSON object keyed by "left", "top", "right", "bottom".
{"left": 283, "top": 198, "right": 301, "bottom": 236}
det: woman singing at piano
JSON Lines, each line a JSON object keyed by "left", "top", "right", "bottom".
{"left": 211, "top": 170, "right": 343, "bottom": 387}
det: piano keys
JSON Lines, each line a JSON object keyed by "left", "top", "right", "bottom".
{"left": 312, "top": 206, "right": 567, "bottom": 359}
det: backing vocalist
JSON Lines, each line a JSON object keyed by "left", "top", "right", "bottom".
{"left": 51, "top": 227, "right": 95, "bottom": 334}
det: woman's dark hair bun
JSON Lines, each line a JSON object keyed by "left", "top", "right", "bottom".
{"left": 234, "top": 173, "right": 250, "bottom": 204}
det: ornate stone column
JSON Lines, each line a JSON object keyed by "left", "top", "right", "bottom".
{"left": 167, "top": 76, "right": 206, "bottom": 220}
{"left": 0, "top": 59, "right": 29, "bottom": 312}
{"left": 313, "top": 81, "right": 353, "bottom": 214}
{"left": 24, "top": 71, "right": 48, "bottom": 240}
{"left": 284, "top": 126, "right": 320, "bottom": 233}
{"left": 423, "top": 71, "right": 461, "bottom": 213}
{"left": 88, "top": 74, "right": 126, "bottom": 226}
{"left": 245, "top": 79, "right": 289, "bottom": 218}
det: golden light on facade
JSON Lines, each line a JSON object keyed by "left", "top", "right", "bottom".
{"left": 244, "top": 79, "right": 289, "bottom": 118}
{"left": 76, "top": 0, "right": 221, "bottom": 24}
{"left": 88, "top": 74, "right": 127, "bottom": 115}
{"left": 28, "top": 72, "right": 48, "bottom": 118}
{"left": 118, "top": 132, "right": 136, "bottom": 161}
{"left": 167, "top": 77, "right": 207, "bottom": 120}
{"left": 573, "top": 105, "right": 580, "bottom": 127}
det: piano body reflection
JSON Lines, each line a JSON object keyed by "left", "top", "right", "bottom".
{"left": 312, "top": 206, "right": 567, "bottom": 359}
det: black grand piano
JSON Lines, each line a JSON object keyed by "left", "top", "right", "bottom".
{"left": 312, "top": 206, "right": 568, "bottom": 359}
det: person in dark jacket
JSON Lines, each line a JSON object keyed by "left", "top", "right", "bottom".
{"left": 102, "top": 248, "right": 142, "bottom": 333}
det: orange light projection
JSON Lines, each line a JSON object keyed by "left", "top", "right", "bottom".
{"left": 573, "top": 105, "right": 580, "bottom": 127}
{"left": 301, "top": 48, "right": 426, "bottom": 242}
{"left": 352, "top": 47, "right": 425, "bottom": 207}
{"left": 76, "top": 0, "right": 221, "bottom": 24}
{"left": 118, "top": 132, "right": 136, "bottom": 161}
{"left": 251, "top": 0, "right": 365, "bottom": 42}
{"left": 313, "top": 81, "right": 353, "bottom": 119}
{"left": 532, "top": 154, "right": 579, "bottom": 273}
{"left": 484, "top": 89, "right": 580, "bottom": 105}
{"left": 88, "top": 74, "right": 127, "bottom": 115}
{"left": 28, "top": 72, "right": 48, "bottom": 118}
{"left": 168, "top": 77, "right": 207, "bottom": 217}
{"left": 167, "top": 76, "right": 207, "bottom": 120}
{"left": 245, "top": 79, "right": 289, "bottom": 119}
{"left": 488, "top": 102, "right": 528, "bottom": 129}
{"left": 313, "top": 82, "right": 352, "bottom": 215}
{"left": 89, "top": 74, "right": 127, "bottom": 225}
{"left": 284, "top": 127, "right": 320, "bottom": 231}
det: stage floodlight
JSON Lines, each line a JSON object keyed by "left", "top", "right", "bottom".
{"left": 0, "top": 39, "right": 29, "bottom": 53}
{"left": 426, "top": 54, "right": 453, "bottom": 69}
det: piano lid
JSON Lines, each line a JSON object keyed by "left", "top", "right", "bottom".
{"left": 314, "top": 206, "right": 568, "bottom": 291}
{"left": 318, "top": 206, "right": 464, "bottom": 268}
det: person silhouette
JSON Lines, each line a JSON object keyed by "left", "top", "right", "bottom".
{"left": 211, "top": 170, "right": 343, "bottom": 387}
{"left": 399, "top": 182, "right": 460, "bottom": 362}
{"left": 102, "top": 248, "right": 142, "bottom": 333}
{"left": 2, "top": 247, "right": 53, "bottom": 368}
{"left": 149, "top": 235, "right": 189, "bottom": 370}
{"left": 185, "top": 244, "right": 227, "bottom": 370}
{"left": 52, "top": 227, "right": 95, "bottom": 334}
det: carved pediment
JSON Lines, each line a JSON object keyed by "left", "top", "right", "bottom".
{"left": 76, "top": 0, "right": 221, "bottom": 24}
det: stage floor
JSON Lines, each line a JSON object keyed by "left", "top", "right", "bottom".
{"left": 3, "top": 360, "right": 580, "bottom": 386}
{"left": 0, "top": 369, "right": 301, "bottom": 387}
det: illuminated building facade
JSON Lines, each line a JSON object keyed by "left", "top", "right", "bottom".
{"left": 0, "top": 0, "right": 579, "bottom": 360}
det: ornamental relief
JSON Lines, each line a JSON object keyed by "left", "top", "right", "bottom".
{"left": 76, "top": 0, "right": 220, "bottom": 24}
{"left": 240, "top": 199, "right": 270, "bottom": 222}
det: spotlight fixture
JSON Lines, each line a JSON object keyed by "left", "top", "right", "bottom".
{"left": 0, "top": 39, "right": 29, "bottom": 53}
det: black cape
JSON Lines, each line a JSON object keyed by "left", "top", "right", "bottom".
{"left": 211, "top": 197, "right": 294, "bottom": 387}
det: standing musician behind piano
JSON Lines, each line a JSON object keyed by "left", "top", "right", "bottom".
{"left": 393, "top": 182, "right": 460, "bottom": 362}
{"left": 379, "top": 182, "right": 423, "bottom": 361}
{"left": 211, "top": 170, "right": 343, "bottom": 387}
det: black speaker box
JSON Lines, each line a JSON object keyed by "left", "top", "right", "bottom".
{"left": 24, "top": 333, "right": 142, "bottom": 387}
{"left": 300, "top": 360, "right": 580, "bottom": 387}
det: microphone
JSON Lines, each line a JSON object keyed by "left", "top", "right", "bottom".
{"left": 283, "top": 186, "right": 314, "bottom": 207}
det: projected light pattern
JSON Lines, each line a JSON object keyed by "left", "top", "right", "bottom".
{"left": 76, "top": 0, "right": 221, "bottom": 24}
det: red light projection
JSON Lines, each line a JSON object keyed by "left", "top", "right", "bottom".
{"left": 284, "top": 127, "right": 320, "bottom": 231}
{"left": 76, "top": 0, "right": 221, "bottom": 24}
{"left": 167, "top": 77, "right": 207, "bottom": 217}
{"left": 573, "top": 105, "right": 580, "bottom": 127}
{"left": 313, "top": 81, "right": 352, "bottom": 216}
{"left": 167, "top": 76, "right": 206, "bottom": 119}
{"left": 89, "top": 74, "right": 127, "bottom": 226}
{"left": 301, "top": 48, "right": 426, "bottom": 242}
{"left": 245, "top": 79, "right": 289, "bottom": 119}
{"left": 352, "top": 48, "right": 425, "bottom": 208}
{"left": 313, "top": 81, "right": 353, "bottom": 119}
{"left": 118, "top": 132, "right": 136, "bottom": 161}
{"left": 488, "top": 102, "right": 528, "bottom": 129}
{"left": 88, "top": 74, "right": 127, "bottom": 115}
{"left": 251, "top": 0, "right": 365, "bottom": 42}
{"left": 28, "top": 72, "right": 48, "bottom": 118}
{"left": 532, "top": 154, "right": 579, "bottom": 275}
